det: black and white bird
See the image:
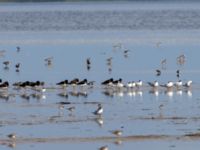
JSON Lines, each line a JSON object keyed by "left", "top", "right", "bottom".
{"left": 106, "top": 57, "right": 113, "bottom": 64}
{"left": 86, "top": 58, "right": 91, "bottom": 65}
{"left": 93, "top": 104, "right": 103, "bottom": 115}
{"left": 16, "top": 46, "right": 21, "bottom": 52}
{"left": 156, "top": 69, "right": 161, "bottom": 76}
{"left": 176, "top": 69, "right": 180, "bottom": 77}
{"left": 148, "top": 80, "right": 159, "bottom": 88}
{"left": 123, "top": 49, "right": 130, "bottom": 58}
{"left": 183, "top": 80, "right": 192, "bottom": 87}
{"left": 77, "top": 79, "right": 88, "bottom": 86}
{"left": 161, "top": 81, "right": 174, "bottom": 88}
{"left": 136, "top": 80, "right": 143, "bottom": 87}
{"left": 69, "top": 78, "right": 79, "bottom": 86}
{"left": 175, "top": 80, "right": 182, "bottom": 88}
{"left": 3, "top": 61, "right": 10, "bottom": 69}
{"left": 87, "top": 81, "right": 95, "bottom": 87}
{"left": 7, "top": 133, "right": 16, "bottom": 139}
{"left": 0, "top": 81, "right": 9, "bottom": 89}
{"left": 126, "top": 81, "right": 136, "bottom": 88}
{"left": 101, "top": 78, "right": 113, "bottom": 86}
{"left": 15, "top": 63, "right": 20, "bottom": 72}
{"left": 56, "top": 80, "right": 68, "bottom": 87}
{"left": 44, "top": 57, "right": 53, "bottom": 66}
{"left": 113, "top": 78, "right": 124, "bottom": 88}
{"left": 86, "top": 58, "right": 91, "bottom": 71}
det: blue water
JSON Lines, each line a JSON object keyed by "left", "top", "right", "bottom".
{"left": 0, "top": 1, "right": 200, "bottom": 31}
{"left": 0, "top": 2, "right": 200, "bottom": 31}
{"left": 0, "top": 1, "right": 200, "bottom": 150}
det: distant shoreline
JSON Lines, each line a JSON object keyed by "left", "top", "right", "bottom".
{"left": 0, "top": 0, "right": 200, "bottom": 2}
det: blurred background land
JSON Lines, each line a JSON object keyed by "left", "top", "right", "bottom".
{"left": 0, "top": 0, "right": 198, "bottom": 2}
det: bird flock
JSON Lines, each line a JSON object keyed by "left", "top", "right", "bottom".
{"left": 0, "top": 46, "right": 192, "bottom": 105}
{"left": 0, "top": 77, "right": 192, "bottom": 91}
{"left": 0, "top": 77, "right": 192, "bottom": 100}
{"left": 0, "top": 44, "right": 194, "bottom": 150}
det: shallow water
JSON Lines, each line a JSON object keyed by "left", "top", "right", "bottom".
{"left": 1, "top": 1, "right": 200, "bottom": 150}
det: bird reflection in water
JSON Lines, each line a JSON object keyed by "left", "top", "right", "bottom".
{"left": 102, "top": 87, "right": 143, "bottom": 98}
{"left": 149, "top": 89, "right": 159, "bottom": 97}
{"left": 186, "top": 90, "right": 192, "bottom": 97}
{"left": 95, "top": 116, "right": 104, "bottom": 127}
{"left": 176, "top": 89, "right": 183, "bottom": 96}
{"left": 165, "top": 89, "right": 174, "bottom": 98}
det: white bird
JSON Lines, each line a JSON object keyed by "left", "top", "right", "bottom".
{"left": 114, "top": 79, "right": 124, "bottom": 88}
{"left": 166, "top": 81, "right": 174, "bottom": 88}
{"left": 112, "top": 79, "right": 122, "bottom": 85}
{"left": 126, "top": 81, "right": 136, "bottom": 88}
{"left": 162, "top": 81, "right": 174, "bottom": 88}
{"left": 136, "top": 80, "right": 143, "bottom": 87}
{"left": 93, "top": 104, "right": 103, "bottom": 115}
{"left": 183, "top": 80, "right": 192, "bottom": 87}
{"left": 117, "top": 82, "right": 124, "bottom": 88}
{"left": 175, "top": 80, "right": 183, "bottom": 87}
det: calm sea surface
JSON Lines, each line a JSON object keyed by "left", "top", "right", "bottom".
{"left": 1, "top": 2, "right": 200, "bottom": 31}
{"left": 1, "top": 1, "right": 200, "bottom": 150}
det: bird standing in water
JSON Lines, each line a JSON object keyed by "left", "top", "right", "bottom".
{"left": 3, "top": 61, "right": 10, "bottom": 70}
{"left": 156, "top": 69, "right": 161, "bottom": 76}
{"left": 16, "top": 46, "right": 21, "bottom": 52}
{"left": 15, "top": 63, "right": 20, "bottom": 72}
{"left": 86, "top": 58, "right": 91, "bottom": 71}
{"left": 93, "top": 104, "right": 103, "bottom": 115}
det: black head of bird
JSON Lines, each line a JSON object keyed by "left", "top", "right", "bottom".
{"left": 35, "top": 81, "right": 41, "bottom": 86}
{"left": 83, "top": 79, "right": 88, "bottom": 83}
{"left": 64, "top": 80, "right": 68, "bottom": 84}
